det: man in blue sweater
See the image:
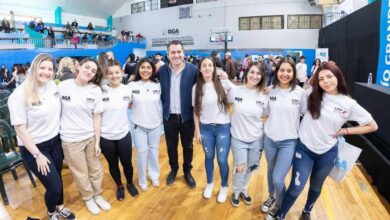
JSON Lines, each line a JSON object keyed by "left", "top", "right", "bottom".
{"left": 158, "top": 40, "right": 198, "bottom": 188}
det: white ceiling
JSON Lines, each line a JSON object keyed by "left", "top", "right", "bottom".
{"left": 0, "top": 0, "right": 129, "bottom": 18}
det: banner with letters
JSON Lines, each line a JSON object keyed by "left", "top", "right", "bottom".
{"left": 376, "top": 0, "right": 390, "bottom": 88}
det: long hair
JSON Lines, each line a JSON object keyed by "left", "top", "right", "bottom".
{"left": 97, "top": 52, "right": 109, "bottom": 79}
{"left": 272, "top": 58, "right": 297, "bottom": 91}
{"left": 133, "top": 58, "right": 159, "bottom": 83}
{"left": 308, "top": 62, "right": 349, "bottom": 119}
{"left": 194, "top": 57, "right": 229, "bottom": 117}
{"left": 24, "top": 53, "right": 54, "bottom": 106}
{"left": 242, "top": 63, "right": 267, "bottom": 92}
{"left": 79, "top": 57, "right": 102, "bottom": 87}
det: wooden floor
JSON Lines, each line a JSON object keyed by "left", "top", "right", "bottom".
{"left": 1, "top": 136, "right": 389, "bottom": 220}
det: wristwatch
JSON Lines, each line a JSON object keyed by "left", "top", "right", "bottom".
{"left": 33, "top": 152, "right": 40, "bottom": 159}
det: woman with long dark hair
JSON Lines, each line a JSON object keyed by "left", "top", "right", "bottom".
{"left": 129, "top": 58, "right": 163, "bottom": 192}
{"left": 278, "top": 62, "right": 378, "bottom": 220}
{"left": 59, "top": 57, "right": 111, "bottom": 215}
{"left": 310, "top": 59, "right": 321, "bottom": 76}
{"left": 229, "top": 64, "right": 268, "bottom": 207}
{"left": 261, "top": 58, "right": 307, "bottom": 220}
{"left": 193, "top": 57, "right": 230, "bottom": 203}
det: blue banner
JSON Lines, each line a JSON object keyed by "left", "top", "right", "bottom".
{"left": 376, "top": 0, "right": 390, "bottom": 87}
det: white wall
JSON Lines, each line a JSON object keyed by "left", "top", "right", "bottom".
{"left": 113, "top": 0, "right": 322, "bottom": 50}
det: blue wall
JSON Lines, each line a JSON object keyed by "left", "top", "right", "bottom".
{"left": 0, "top": 48, "right": 109, "bottom": 69}
{"left": 0, "top": 42, "right": 146, "bottom": 70}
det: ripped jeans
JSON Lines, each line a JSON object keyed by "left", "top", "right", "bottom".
{"left": 201, "top": 123, "right": 231, "bottom": 187}
{"left": 279, "top": 140, "right": 337, "bottom": 218}
{"left": 231, "top": 136, "right": 263, "bottom": 195}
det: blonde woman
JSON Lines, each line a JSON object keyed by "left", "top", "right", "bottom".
{"left": 8, "top": 54, "right": 76, "bottom": 220}
{"left": 56, "top": 57, "right": 76, "bottom": 81}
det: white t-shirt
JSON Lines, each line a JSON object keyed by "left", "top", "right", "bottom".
{"left": 8, "top": 81, "right": 60, "bottom": 145}
{"left": 128, "top": 80, "right": 162, "bottom": 129}
{"left": 58, "top": 79, "right": 104, "bottom": 142}
{"left": 299, "top": 93, "right": 373, "bottom": 154}
{"left": 264, "top": 86, "right": 307, "bottom": 141}
{"left": 296, "top": 62, "right": 308, "bottom": 83}
{"left": 101, "top": 84, "right": 130, "bottom": 140}
{"left": 228, "top": 85, "right": 268, "bottom": 142}
{"left": 192, "top": 81, "right": 230, "bottom": 124}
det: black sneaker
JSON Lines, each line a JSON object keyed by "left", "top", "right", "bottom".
{"left": 266, "top": 205, "right": 280, "bottom": 220}
{"left": 300, "top": 211, "right": 311, "bottom": 220}
{"left": 261, "top": 196, "right": 275, "bottom": 213}
{"left": 127, "top": 184, "right": 139, "bottom": 197}
{"left": 57, "top": 208, "right": 76, "bottom": 220}
{"left": 116, "top": 186, "right": 125, "bottom": 201}
{"left": 48, "top": 212, "right": 61, "bottom": 220}
{"left": 239, "top": 192, "right": 252, "bottom": 205}
{"left": 231, "top": 193, "right": 240, "bottom": 207}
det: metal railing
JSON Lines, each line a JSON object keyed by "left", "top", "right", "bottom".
{"left": 0, "top": 36, "right": 146, "bottom": 50}
{"left": 0, "top": 37, "right": 34, "bottom": 49}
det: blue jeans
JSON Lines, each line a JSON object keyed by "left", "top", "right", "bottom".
{"left": 200, "top": 123, "right": 231, "bottom": 187}
{"left": 279, "top": 140, "right": 338, "bottom": 218}
{"left": 264, "top": 135, "right": 297, "bottom": 207}
{"left": 231, "top": 137, "right": 262, "bottom": 194}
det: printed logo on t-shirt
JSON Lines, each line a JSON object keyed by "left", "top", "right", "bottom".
{"left": 234, "top": 96, "right": 243, "bottom": 102}
{"left": 86, "top": 97, "right": 95, "bottom": 103}
{"left": 256, "top": 100, "right": 265, "bottom": 105}
{"left": 153, "top": 89, "right": 160, "bottom": 94}
{"left": 123, "top": 96, "right": 131, "bottom": 101}
{"left": 102, "top": 97, "right": 110, "bottom": 102}
{"left": 61, "top": 96, "right": 71, "bottom": 101}
{"left": 270, "top": 96, "right": 277, "bottom": 101}
{"left": 132, "top": 90, "right": 140, "bottom": 94}
{"left": 291, "top": 98, "right": 300, "bottom": 105}
{"left": 334, "top": 106, "right": 347, "bottom": 117}
{"left": 32, "top": 101, "right": 42, "bottom": 106}
{"left": 53, "top": 92, "right": 59, "bottom": 97}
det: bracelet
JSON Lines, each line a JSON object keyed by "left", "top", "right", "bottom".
{"left": 345, "top": 128, "right": 349, "bottom": 135}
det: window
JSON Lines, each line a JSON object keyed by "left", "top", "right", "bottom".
{"left": 131, "top": 0, "right": 158, "bottom": 14}
{"left": 239, "top": 15, "right": 284, "bottom": 31}
{"left": 287, "top": 15, "right": 322, "bottom": 29}
{"left": 131, "top": 2, "right": 145, "bottom": 14}
{"left": 161, "top": 0, "right": 193, "bottom": 8}
{"left": 261, "top": 16, "right": 283, "bottom": 29}
{"left": 239, "top": 17, "right": 250, "bottom": 31}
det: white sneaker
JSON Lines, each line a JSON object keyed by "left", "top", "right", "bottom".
{"left": 217, "top": 186, "right": 229, "bottom": 203}
{"left": 203, "top": 182, "right": 214, "bottom": 199}
{"left": 151, "top": 179, "right": 160, "bottom": 187}
{"left": 139, "top": 184, "right": 148, "bottom": 191}
{"left": 85, "top": 199, "right": 100, "bottom": 215}
{"left": 94, "top": 195, "right": 111, "bottom": 211}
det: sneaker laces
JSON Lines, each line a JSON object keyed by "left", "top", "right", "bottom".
{"left": 264, "top": 196, "right": 275, "bottom": 207}
{"left": 48, "top": 212, "right": 61, "bottom": 220}
{"left": 59, "top": 208, "right": 71, "bottom": 217}
{"left": 269, "top": 205, "right": 280, "bottom": 216}
{"left": 241, "top": 192, "right": 250, "bottom": 198}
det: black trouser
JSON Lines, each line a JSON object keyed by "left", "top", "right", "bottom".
{"left": 20, "top": 135, "right": 64, "bottom": 213}
{"left": 163, "top": 114, "right": 194, "bottom": 173}
{"left": 100, "top": 132, "right": 133, "bottom": 186}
